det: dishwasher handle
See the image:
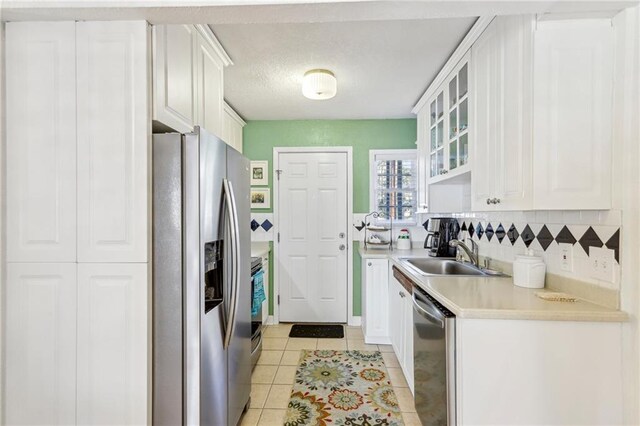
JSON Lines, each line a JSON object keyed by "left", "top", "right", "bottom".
{"left": 412, "top": 292, "right": 445, "bottom": 328}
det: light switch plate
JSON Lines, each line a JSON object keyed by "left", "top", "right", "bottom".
{"left": 559, "top": 243, "right": 573, "bottom": 272}
{"left": 589, "top": 246, "right": 616, "bottom": 283}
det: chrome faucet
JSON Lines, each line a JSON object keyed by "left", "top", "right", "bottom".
{"left": 449, "top": 239, "right": 479, "bottom": 267}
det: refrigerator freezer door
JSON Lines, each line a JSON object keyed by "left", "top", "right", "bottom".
{"left": 226, "top": 147, "right": 251, "bottom": 426}
{"left": 194, "top": 128, "right": 229, "bottom": 426}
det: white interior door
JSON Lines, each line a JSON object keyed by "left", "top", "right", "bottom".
{"left": 278, "top": 152, "right": 348, "bottom": 323}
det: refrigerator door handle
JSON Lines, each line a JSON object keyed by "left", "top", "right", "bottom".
{"left": 223, "top": 178, "right": 240, "bottom": 349}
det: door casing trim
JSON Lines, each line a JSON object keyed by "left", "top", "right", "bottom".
{"left": 272, "top": 146, "right": 355, "bottom": 325}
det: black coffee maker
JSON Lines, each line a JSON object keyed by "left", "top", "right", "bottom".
{"left": 423, "top": 217, "right": 460, "bottom": 257}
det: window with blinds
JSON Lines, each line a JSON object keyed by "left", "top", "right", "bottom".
{"left": 369, "top": 150, "right": 418, "bottom": 224}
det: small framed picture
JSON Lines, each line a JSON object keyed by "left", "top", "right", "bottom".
{"left": 250, "top": 161, "right": 269, "bottom": 186}
{"left": 251, "top": 188, "right": 271, "bottom": 209}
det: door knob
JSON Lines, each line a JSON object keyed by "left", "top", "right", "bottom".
{"left": 339, "top": 232, "right": 345, "bottom": 239}
{"left": 339, "top": 244, "right": 346, "bottom": 251}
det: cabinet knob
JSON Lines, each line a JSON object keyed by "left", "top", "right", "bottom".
{"left": 368, "top": 262, "right": 372, "bottom": 266}
{"left": 339, "top": 244, "right": 346, "bottom": 251}
{"left": 495, "top": 198, "right": 501, "bottom": 204}
{"left": 486, "top": 198, "right": 492, "bottom": 205}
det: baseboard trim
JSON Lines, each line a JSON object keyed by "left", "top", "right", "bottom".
{"left": 348, "top": 316, "right": 362, "bottom": 327}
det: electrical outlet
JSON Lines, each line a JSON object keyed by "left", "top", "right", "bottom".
{"left": 559, "top": 243, "right": 573, "bottom": 272}
{"left": 589, "top": 246, "right": 616, "bottom": 283}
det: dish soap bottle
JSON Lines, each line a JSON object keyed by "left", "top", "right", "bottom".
{"left": 513, "top": 249, "right": 546, "bottom": 289}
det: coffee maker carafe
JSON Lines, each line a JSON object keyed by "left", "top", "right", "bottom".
{"left": 424, "top": 217, "right": 460, "bottom": 257}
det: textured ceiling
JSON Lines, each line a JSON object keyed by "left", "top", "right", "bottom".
{"left": 214, "top": 18, "right": 477, "bottom": 120}
{"left": 4, "top": 0, "right": 632, "bottom": 120}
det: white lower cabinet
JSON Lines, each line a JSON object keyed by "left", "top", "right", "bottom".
{"left": 457, "top": 319, "right": 623, "bottom": 425}
{"left": 362, "top": 258, "right": 390, "bottom": 344}
{"left": 5, "top": 263, "right": 78, "bottom": 425}
{"left": 5, "top": 263, "right": 148, "bottom": 425}
{"left": 388, "top": 268, "right": 414, "bottom": 394}
{"left": 77, "top": 263, "right": 148, "bottom": 425}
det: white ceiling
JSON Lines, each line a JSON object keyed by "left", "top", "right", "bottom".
{"left": 3, "top": 0, "right": 634, "bottom": 121}
{"left": 213, "top": 18, "right": 476, "bottom": 120}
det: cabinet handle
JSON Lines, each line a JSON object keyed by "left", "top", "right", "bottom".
{"left": 486, "top": 198, "right": 492, "bottom": 205}
{"left": 494, "top": 198, "right": 501, "bottom": 204}
{"left": 399, "top": 291, "right": 404, "bottom": 298}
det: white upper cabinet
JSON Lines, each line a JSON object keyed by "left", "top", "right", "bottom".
{"left": 416, "top": 108, "right": 429, "bottom": 211}
{"left": 152, "top": 24, "right": 197, "bottom": 132}
{"left": 76, "top": 21, "right": 149, "bottom": 263}
{"left": 533, "top": 19, "right": 614, "bottom": 210}
{"left": 426, "top": 52, "right": 471, "bottom": 181}
{"left": 223, "top": 101, "right": 246, "bottom": 153}
{"left": 195, "top": 30, "right": 225, "bottom": 137}
{"left": 471, "top": 15, "right": 534, "bottom": 211}
{"left": 5, "top": 263, "right": 77, "bottom": 425}
{"left": 77, "top": 263, "right": 148, "bottom": 426}
{"left": 470, "top": 19, "right": 499, "bottom": 210}
{"left": 153, "top": 24, "right": 232, "bottom": 138}
{"left": 470, "top": 15, "right": 613, "bottom": 211}
{"left": 6, "top": 22, "right": 77, "bottom": 262}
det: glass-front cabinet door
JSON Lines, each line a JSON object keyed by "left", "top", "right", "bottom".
{"left": 429, "top": 91, "right": 445, "bottom": 177}
{"left": 448, "top": 61, "right": 469, "bottom": 171}
{"left": 427, "top": 51, "right": 471, "bottom": 181}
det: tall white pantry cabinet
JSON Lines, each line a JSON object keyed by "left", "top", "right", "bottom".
{"left": 5, "top": 21, "right": 149, "bottom": 425}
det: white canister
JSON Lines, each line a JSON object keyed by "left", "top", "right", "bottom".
{"left": 512, "top": 250, "right": 546, "bottom": 289}
{"left": 396, "top": 228, "right": 412, "bottom": 250}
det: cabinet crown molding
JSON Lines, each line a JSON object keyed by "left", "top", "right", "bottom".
{"left": 224, "top": 100, "right": 246, "bottom": 126}
{"left": 412, "top": 15, "right": 494, "bottom": 114}
{"left": 196, "top": 24, "right": 233, "bottom": 66}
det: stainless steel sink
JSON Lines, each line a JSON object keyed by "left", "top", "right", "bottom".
{"left": 399, "top": 258, "right": 505, "bottom": 277}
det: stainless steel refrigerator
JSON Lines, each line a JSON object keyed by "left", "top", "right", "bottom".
{"left": 152, "top": 126, "right": 251, "bottom": 426}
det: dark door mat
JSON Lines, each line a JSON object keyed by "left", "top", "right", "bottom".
{"left": 289, "top": 324, "right": 344, "bottom": 339}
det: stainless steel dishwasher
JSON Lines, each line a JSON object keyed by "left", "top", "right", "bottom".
{"left": 412, "top": 285, "right": 456, "bottom": 426}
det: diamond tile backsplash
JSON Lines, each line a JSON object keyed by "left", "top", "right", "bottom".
{"left": 450, "top": 210, "right": 622, "bottom": 290}
{"left": 250, "top": 213, "right": 275, "bottom": 242}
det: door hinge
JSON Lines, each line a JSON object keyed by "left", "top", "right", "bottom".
{"left": 277, "top": 295, "right": 280, "bottom": 305}
{"left": 276, "top": 169, "right": 283, "bottom": 180}
{"left": 277, "top": 232, "right": 280, "bottom": 243}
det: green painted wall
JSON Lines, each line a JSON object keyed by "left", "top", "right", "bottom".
{"left": 243, "top": 119, "right": 417, "bottom": 316}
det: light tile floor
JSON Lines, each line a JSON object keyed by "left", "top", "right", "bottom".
{"left": 240, "top": 324, "right": 418, "bottom": 426}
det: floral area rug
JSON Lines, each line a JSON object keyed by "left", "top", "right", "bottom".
{"left": 285, "top": 350, "right": 404, "bottom": 426}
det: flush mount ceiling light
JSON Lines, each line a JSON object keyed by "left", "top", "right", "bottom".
{"left": 302, "top": 69, "right": 337, "bottom": 100}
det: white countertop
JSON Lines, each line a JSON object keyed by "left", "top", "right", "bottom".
{"left": 251, "top": 242, "right": 271, "bottom": 258}
{"left": 359, "top": 246, "right": 627, "bottom": 322}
